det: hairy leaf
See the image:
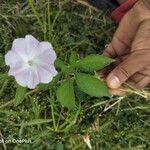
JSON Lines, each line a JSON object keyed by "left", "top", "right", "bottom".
{"left": 76, "top": 73, "right": 109, "bottom": 97}
{"left": 76, "top": 54, "right": 114, "bottom": 72}
{"left": 69, "top": 51, "right": 78, "bottom": 66}
{"left": 56, "top": 80, "right": 76, "bottom": 109}
{"left": 15, "top": 85, "right": 27, "bottom": 106}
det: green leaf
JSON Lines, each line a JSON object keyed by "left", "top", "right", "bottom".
{"left": 0, "top": 73, "right": 11, "bottom": 80}
{"left": 56, "top": 80, "right": 76, "bottom": 109}
{"left": 69, "top": 51, "right": 78, "bottom": 66}
{"left": 54, "top": 58, "right": 67, "bottom": 71}
{"left": 38, "top": 73, "right": 61, "bottom": 91}
{"left": 76, "top": 54, "right": 114, "bottom": 72}
{"left": 15, "top": 85, "right": 27, "bottom": 106}
{"left": 75, "top": 73, "right": 109, "bottom": 97}
{"left": 75, "top": 85, "right": 87, "bottom": 102}
{"left": 0, "top": 54, "right": 5, "bottom": 67}
{"left": 55, "top": 58, "right": 75, "bottom": 74}
{"left": 56, "top": 142, "right": 64, "bottom": 150}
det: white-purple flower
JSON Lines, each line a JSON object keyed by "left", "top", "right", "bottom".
{"left": 5, "top": 35, "right": 57, "bottom": 89}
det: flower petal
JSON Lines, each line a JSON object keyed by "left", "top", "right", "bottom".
{"left": 8, "top": 61, "right": 28, "bottom": 76}
{"left": 36, "top": 42, "right": 57, "bottom": 63}
{"left": 40, "top": 62, "right": 58, "bottom": 76}
{"left": 25, "top": 35, "right": 39, "bottom": 58}
{"left": 15, "top": 68, "right": 40, "bottom": 89}
{"left": 5, "top": 50, "right": 24, "bottom": 67}
{"left": 25, "top": 35, "right": 39, "bottom": 47}
{"left": 37, "top": 65, "right": 57, "bottom": 83}
{"left": 12, "top": 35, "right": 39, "bottom": 61}
{"left": 26, "top": 69, "right": 39, "bottom": 89}
{"left": 12, "top": 38, "right": 28, "bottom": 61}
{"left": 14, "top": 70, "right": 28, "bottom": 88}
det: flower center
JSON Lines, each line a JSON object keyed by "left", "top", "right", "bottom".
{"left": 28, "top": 60, "right": 34, "bottom": 66}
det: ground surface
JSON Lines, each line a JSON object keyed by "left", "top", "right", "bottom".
{"left": 0, "top": 0, "right": 150, "bottom": 149}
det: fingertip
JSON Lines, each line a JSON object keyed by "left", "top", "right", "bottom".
{"left": 109, "top": 88, "right": 125, "bottom": 96}
{"left": 106, "top": 74, "right": 121, "bottom": 89}
{"left": 103, "top": 51, "right": 110, "bottom": 57}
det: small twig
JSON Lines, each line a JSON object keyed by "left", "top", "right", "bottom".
{"left": 50, "top": 104, "right": 57, "bottom": 131}
{"left": 0, "top": 131, "right": 7, "bottom": 150}
{"left": 26, "top": 89, "right": 38, "bottom": 96}
{"left": 0, "top": 80, "right": 9, "bottom": 98}
{"left": 74, "top": 0, "right": 99, "bottom": 12}
{"left": 0, "top": 89, "right": 38, "bottom": 109}
{"left": 73, "top": 12, "right": 102, "bottom": 21}
{"left": 121, "top": 84, "right": 150, "bottom": 99}
{"left": 125, "top": 89, "right": 149, "bottom": 99}
{"left": 103, "top": 98, "right": 123, "bottom": 112}
{"left": 0, "top": 99, "right": 15, "bottom": 109}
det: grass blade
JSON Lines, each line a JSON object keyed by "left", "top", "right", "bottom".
{"left": 28, "top": 0, "right": 44, "bottom": 33}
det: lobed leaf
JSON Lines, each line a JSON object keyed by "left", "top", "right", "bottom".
{"left": 56, "top": 80, "right": 76, "bottom": 109}
{"left": 76, "top": 54, "right": 114, "bottom": 72}
{"left": 75, "top": 73, "right": 109, "bottom": 97}
{"left": 69, "top": 51, "right": 78, "bottom": 66}
{"left": 15, "top": 85, "right": 27, "bottom": 106}
{"left": 0, "top": 73, "right": 11, "bottom": 80}
{"left": 54, "top": 58, "right": 67, "bottom": 71}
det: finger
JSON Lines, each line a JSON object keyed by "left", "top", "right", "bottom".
{"left": 97, "top": 55, "right": 128, "bottom": 79}
{"left": 129, "top": 66, "right": 150, "bottom": 83}
{"left": 109, "top": 88, "right": 125, "bottom": 96}
{"left": 131, "top": 20, "right": 150, "bottom": 51}
{"left": 97, "top": 63, "right": 116, "bottom": 79}
{"left": 103, "top": 7, "right": 141, "bottom": 58}
{"left": 106, "top": 53, "right": 146, "bottom": 89}
{"left": 139, "top": 67, "right": 150, "bottom": 78}
{"left": 136, "top": 77, "right": 150, "bottom": 89}
{"left": 97, "top": 67, "right": 111, "bottom": 79}
{"left": 129, "top": 73, "right": 144, "bottom": 83}
{"left": 103, "top": 44, "right": 111, "bottom": 57}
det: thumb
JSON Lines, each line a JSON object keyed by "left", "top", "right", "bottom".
{"left": 106, "top": 53, "right": 147, "bottom": 89}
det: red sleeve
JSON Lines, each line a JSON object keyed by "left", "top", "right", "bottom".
{"left": 111, "top": 0, "right": 138, "bottom": 22}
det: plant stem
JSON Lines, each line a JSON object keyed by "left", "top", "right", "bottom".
{"left": 28, "top": 0, "right": 45, "bottom": 33}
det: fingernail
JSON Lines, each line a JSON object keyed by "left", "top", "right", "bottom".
{"left": 109, "top": 76, "right": 120, "bottom": 89}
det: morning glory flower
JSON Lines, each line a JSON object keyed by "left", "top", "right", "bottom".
{"left": 5, "top": 35, "right": 57, "bottom": 89}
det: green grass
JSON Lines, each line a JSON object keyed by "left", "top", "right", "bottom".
{"left": 0, "top": 0, "right": 150, "bottom": 149}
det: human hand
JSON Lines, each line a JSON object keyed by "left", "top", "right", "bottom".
{"left": 102, "top": 0, "right": 150, "bottom": 95}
